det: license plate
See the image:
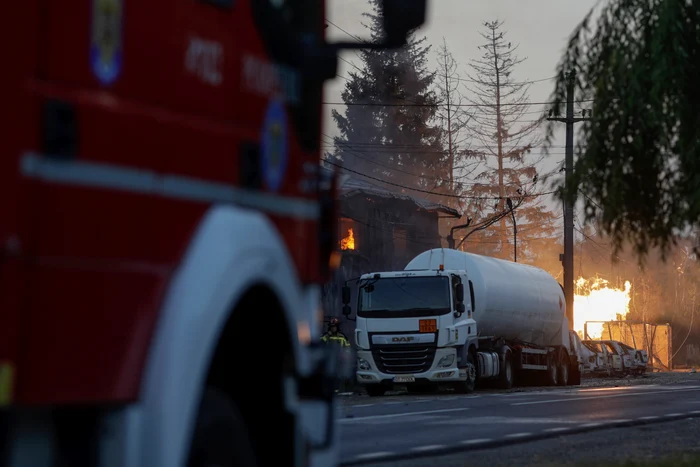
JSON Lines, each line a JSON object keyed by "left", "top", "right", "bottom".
{"left": 393, "top": 375, "right": 415, "bottom": 383}
{"left": 419, "top": 319, "right": 437, "bottom": 333}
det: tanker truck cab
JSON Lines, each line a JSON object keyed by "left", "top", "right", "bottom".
{"left": 344, "top": 248, "right": 583, "bottom": 397}
{"left": 343, "top": 267, "right": 480, "bottom": 397}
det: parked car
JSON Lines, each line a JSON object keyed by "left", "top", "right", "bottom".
{"left": 617, "top": 342, "right": 649, "bottom": 375}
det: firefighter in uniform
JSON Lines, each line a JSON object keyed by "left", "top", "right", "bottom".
{"left": 322, "top": 317, "right": 351, "bottom": 392}
{"left": 321, "top": 317, "right": 350, "bottom": 347}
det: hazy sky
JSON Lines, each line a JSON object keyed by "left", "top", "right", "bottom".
{"left": 323, "top": 0, "right": 600, "bottom": 218}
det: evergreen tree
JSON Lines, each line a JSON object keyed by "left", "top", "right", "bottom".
{"left": 459, "top": 20, "right": 560, "bottom": 264}
{"left": 329, "top": 0, "right": 449, "bottom": 195}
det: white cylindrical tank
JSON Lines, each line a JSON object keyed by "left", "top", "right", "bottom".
{"left": 405, "top": 248, "right": 567, "bottom": 347}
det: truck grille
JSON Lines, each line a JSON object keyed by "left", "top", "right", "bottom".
{"left": 371, "top": 345, "right": 436, "bottom": 374}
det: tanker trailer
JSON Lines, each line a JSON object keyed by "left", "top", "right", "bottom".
{"left": 344, "top": 248, "right": 583, "bottom": 396}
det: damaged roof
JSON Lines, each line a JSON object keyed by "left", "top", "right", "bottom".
{"left": 334, "top": 171, "right": 461, "bottom": 219}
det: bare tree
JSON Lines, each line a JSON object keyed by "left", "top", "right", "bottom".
{"left": 433, "top": 38, "right": 478, "bottom": 240}
{"left": 434, "top": 39, "right": 476, "bottom": 196}
{"left": 462, "top": 20, "right": 556, "bottom": 261}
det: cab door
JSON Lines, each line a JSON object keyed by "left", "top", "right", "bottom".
{"left": 0, "top": 0, "right": 41, "bottom": 409}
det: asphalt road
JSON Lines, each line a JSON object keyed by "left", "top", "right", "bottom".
{"left": 338, "top": 381, "right": 700, "bottom": 465}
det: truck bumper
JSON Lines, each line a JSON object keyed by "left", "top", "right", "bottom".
{"left": 355, "top": 348, "right": 464, "bottom": 385}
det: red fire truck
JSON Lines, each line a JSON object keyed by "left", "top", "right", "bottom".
{"left": 0, "top": 1, "right": 425, "bottom": 466}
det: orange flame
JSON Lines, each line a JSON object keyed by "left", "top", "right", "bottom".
{"left": 340, "top": 228, "right": 355, "bottom": 250}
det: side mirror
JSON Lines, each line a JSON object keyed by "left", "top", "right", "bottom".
{"left": 342, "top": 305, "right": 352, "bottom": 317}
{"left": 342, "top": 285, "right": 351, "bottom": 305}
{"left": 382, "top": 0, "right": 427, "bottom": 47}
{"left": 455, "top": 303, "right": 466, "bottom": 314}
{"left": 455, "top": 283, "right": 464, "bottom": 303}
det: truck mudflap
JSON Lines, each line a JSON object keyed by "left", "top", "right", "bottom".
{"left": 297, "top": 342, "right": 354, "bottom": 450}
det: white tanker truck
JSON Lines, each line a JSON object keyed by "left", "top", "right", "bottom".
{"left": 341, "top": 248, "right": 585, "bottom": 396}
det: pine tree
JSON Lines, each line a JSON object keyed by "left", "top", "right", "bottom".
{"left": 460, "top": 20, "right": 560, "bottom": 263}
{"left": 329, "top": 0, "right": 449, "bottom": 195}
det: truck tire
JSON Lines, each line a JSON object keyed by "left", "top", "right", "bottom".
{"left": 557, "top": 349, "right": 569, "bottom": 386}
{"left": 188, "top": 387, "right": 257, "bottom": 467}
{"left": 455, "top": 353, "right": 477, "bottom": 394}
{"left": 569, "top": 361, "right": 582, "bottom": 385}
{"left": 498, "top": 352, "right": 514, "bottom": 389}
{"left": 366, "top": 385, "right": 386, "bottom": 397}
{"left": 546, "top": 352, "right": 559, "bottom": 386}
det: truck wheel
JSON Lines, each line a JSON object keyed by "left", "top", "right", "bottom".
{"left": 498, "top": 352, "right": 514, "bottom": 389}
{"left": 557, "top": 351, "right": 569, "bottom": 386}
{"left": 366, "top": 385, "right": 386, "bottom": 397}
{"left": 187, "top": 387, "right": 257, "bottom": 467}
{"left": 546, "top": 353, "right": 559, "bottom": 386}
{"left": 455, "top": 353, "right": 477, "bottom": 394}
{"left": 569, "top": 364, "right": 582, "bottom": 385}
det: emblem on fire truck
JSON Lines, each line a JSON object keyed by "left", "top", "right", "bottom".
{"left": 260, "top": 99, "right": 288, "bottom": 192}
{"left": 90, "top": 0, "right": 123, "bottom": 86}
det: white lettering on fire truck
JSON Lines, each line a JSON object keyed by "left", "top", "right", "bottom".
{"left": 242, "top": 55, "right": 300, "bottom": 104}
{"left": 185, "top": 36, "right": 223, "bottom": 86}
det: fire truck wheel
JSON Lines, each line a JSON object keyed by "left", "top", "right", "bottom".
{"left": 188, "top": 387, "right": 258, "bottom": 467}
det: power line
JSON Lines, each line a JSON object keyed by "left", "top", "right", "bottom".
{"left": 323, "top": 158, "right": 558, "bottom": 201}
{"left": 323, "top": 133, "right": 563, "bottom": 185}
{"left": 323, "top": 99, "right": 595, "bottom": 108}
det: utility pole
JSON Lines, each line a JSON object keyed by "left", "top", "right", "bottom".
{"left": 547, "top": 70, "right": 589, "bottom": 330}
{"left": 507, "top": 197, "right": 517, "bottom": 262}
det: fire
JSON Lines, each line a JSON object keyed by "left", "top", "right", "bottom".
{"left": 573, "top": 277, "right": 631, "bottom": 339}
{"left": 340, "top": 228, "right": 355, "bottom": 250}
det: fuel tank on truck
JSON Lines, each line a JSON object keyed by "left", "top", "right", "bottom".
{"left": 405, "top": 249, "right": 568, "bottom": 347}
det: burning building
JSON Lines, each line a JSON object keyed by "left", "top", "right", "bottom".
{"left": 321, "top": 171, "right": 461, "bottom": 327}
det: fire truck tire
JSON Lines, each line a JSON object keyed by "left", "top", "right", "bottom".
{"left": 188, "top": 387, "right": 258, "bottom": 467}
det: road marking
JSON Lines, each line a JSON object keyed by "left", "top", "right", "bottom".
{"left": 607, "top": 419, "right": 632, "bottom": 423}
{"left": 351, "top": 404, "right": 374, "bottom": 408}
{"left": 411, "top": 445, "right": 446, "bottom": 452}
{"left": 354, "top": 452, "right": 394, "bottom": 460}
{"left": 543, "top": 427, "right": 570, "bottom": 433}
{"left": 580, "top": 422, "right": 603, "bottom": 428}
{"left": 385, "top": 402, "right": 403, "bottom": 405}
{"left": 665, "top": 413, "right": 683, "bottom": 417}
{"left": 511, "top": 387, "right": 700, "bottom": 406}
{"left": 689, "top": 410, "right": 700, "bottom": 414}
{"left": 504, "top": 432, "right": 532, "bottom": 438}
{"left": 639, "top": 416, "right": 659, "bottom": 420}
{"left": 461, "top": 438, "right": 493, "bottom": 445}
{"left": 339, "top": 407, "right": 468, "bottom": 423}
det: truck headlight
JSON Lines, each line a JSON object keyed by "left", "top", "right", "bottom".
{"left": 438, "top": 355, "right": 455, "bottom": 368}
{"left": 357, "top": 357, "right": 371, "bottom": 371}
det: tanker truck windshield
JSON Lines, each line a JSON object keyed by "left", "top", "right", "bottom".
{"left": 357, "top": 276, "right": 451, "bottom": 318}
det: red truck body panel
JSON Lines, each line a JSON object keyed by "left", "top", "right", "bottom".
{"left": 0, "top": 0, "right": 327, "bottom": 406}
